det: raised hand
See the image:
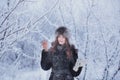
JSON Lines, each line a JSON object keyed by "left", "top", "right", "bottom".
{"left": 42, "top": 40, "right": 48, "bottom": 51}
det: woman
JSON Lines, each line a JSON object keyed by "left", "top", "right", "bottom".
{"left": 41, "top": 26, "right": 82, "bottom": 80}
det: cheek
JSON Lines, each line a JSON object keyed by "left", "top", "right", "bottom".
{"left": 58, "top": 38, "right": 60, "bottom": 42}
{"left": 63, "top": 39, "right": 66, "bottom": 43}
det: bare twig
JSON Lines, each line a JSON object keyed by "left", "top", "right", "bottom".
{"left": 110, "top": 61, "right": 120, "bottom": 80}
{"left": 0, "top": 0, "right": 25, "bottom": 28}
{"left": 32, "top": 0, "right": 59, "bottom": 25}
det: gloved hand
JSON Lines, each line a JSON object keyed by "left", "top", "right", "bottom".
{"left": 73, "top": 59, "right": 86, "bottom": 71}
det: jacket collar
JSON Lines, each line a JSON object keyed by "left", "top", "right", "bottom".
{"left": 57, "top": 44, "right": 66, "bottom": 51}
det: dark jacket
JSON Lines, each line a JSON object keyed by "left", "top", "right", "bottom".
{"left": 41, "top": 44, "right": 82, "bottom": 80}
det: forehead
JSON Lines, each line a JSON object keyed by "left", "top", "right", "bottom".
{"left": 58, "top": 34, "right": 65, "bottom": 38}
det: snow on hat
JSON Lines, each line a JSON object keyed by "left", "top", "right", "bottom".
{"left": 55, "top": 26, "right": 70, "bottom": 38}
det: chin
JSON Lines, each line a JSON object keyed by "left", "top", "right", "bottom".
{"left": 59, "top": 43, "right": 64, "bottom": 45}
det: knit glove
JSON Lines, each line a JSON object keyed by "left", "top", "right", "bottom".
{"left": 73, "top": 59, "right": 86, "bottom": 71}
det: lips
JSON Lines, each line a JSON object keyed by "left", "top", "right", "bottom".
{"left": 60, "top": 41, "right": 64, "bottom": 43}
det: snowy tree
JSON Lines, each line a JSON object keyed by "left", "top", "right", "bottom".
{"left": 0, "top": 0, "right": 120, "bottom": 80}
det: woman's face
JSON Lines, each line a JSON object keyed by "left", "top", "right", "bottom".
{"left": 58, "top": 35, "right": 66, "bottom": 45}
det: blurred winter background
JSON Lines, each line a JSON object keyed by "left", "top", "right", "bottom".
{"left": 0, "top": 0, "right": 120, "bottom": 80}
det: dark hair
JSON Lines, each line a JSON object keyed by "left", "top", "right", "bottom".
{"left": 50, "top": 34, "right": 72, "bottom": 59}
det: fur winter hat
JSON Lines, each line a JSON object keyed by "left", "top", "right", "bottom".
{"left": 55, "top": 26, "right": 70, "bottom": 38}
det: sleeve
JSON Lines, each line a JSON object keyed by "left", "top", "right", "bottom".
{"left": 40, "top": 49, "right": 52, "bottom": 70}
{"left": 69, "top": 45, "right": 83, "bottom": 77}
